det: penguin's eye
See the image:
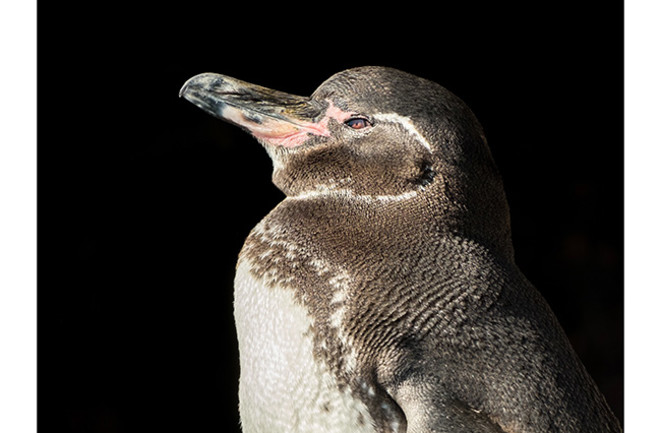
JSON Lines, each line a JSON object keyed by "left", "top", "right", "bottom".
{"left": 344, "top": 117, "right": 372, "bottom": 130}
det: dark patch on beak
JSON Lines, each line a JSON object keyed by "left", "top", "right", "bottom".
{"left": 179, "top": 73, "right": 322, "bottom": 128}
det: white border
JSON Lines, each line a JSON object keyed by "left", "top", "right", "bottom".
{"left": 0, "top": 1, "right": 37, "bottom": 432}
{"left": 624, "top": 1, "right": 659, "bottom": 430}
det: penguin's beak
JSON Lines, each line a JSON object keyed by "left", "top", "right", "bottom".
{"left": 180, "top": 73, "right": 330, "bottom": 148}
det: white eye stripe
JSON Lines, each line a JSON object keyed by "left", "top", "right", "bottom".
{"left": 373, "top": 113, "right": 432, "bottom": 152}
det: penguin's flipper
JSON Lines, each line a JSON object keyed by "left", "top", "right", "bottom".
{"left": 392, "top": 381, "right": 507, "bottom": 433}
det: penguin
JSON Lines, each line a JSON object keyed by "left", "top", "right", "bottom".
{"left": 179, "top": 67, "right": 621, "bottom": 433}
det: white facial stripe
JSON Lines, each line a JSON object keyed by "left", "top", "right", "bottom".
{"left": 373, "top": 113, "right": 433, "bottom": 152}
{"left": 290, "top": 186, "right": 418, "bottom": 203}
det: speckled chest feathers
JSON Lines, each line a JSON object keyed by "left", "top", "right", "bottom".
{"left": 180, "top": 67, "right": 621, "bottom": 433}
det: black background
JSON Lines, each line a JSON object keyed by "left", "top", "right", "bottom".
{"left": 38, "top": 2, "right": 623, "bottom": 432}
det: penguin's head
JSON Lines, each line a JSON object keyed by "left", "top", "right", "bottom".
{"left": 181, "top": 67, "right": 511, "bottom": 250}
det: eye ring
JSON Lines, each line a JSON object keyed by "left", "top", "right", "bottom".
{"left": 344, "top": 117, "right": 372, "bottom": 130}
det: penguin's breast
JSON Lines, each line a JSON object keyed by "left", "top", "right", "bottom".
{"left": 233, "top": 256, "right": 377, "bottom": 433}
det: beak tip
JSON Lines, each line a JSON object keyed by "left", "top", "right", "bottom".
{"left": 180, "top": 73, "right": 231, "bottom": 104}
{"left": 179, "top": 75, "right": 200, "bottom": 99}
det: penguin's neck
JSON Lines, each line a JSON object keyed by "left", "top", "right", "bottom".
{"left": 282, "top": 186, "right": 515, "bottom": 268}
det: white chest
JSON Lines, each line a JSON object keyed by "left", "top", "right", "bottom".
{"left": 233, "top": 258, "right": 376, "bottom": 433}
